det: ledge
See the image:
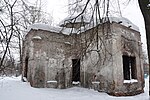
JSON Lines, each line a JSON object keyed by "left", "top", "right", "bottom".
{"left": 72, "top": 81, "right": 80, "bottom": 85}
{"left": 47, "top": 81, "right": 57, "bottom": 83}
{"left": 123, "top": 79, "right": 138, "bottom": 83}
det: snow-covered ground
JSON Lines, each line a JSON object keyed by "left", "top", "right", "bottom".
{"left": 0, "top": 76, "right": 149, "bottom": 100}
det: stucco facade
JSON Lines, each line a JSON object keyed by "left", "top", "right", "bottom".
{"left": 22, "top": 20, "right": 144, "bottom": 96}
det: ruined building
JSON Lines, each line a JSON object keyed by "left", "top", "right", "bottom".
{"left": 22, "top": 17, "right": 144, "bottom": 96}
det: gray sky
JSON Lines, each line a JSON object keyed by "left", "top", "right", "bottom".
{"left": 46, "top": 0, "right": 147, "bottom": 53}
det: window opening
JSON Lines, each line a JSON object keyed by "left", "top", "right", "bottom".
{"left": 24, "top": 56, "right": 28, "bottom": 78}
{"left": 122, "top": 55, "right": 137, "bottom": 80}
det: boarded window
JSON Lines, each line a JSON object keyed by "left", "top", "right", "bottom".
{"left": 122, "top": 55, "right": 137, "bottom": 80}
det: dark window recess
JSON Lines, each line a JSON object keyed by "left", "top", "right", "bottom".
{"left": 123, "top": 55, "right": 130, "bottom": 80}
{"left": 24, "top": 56, "right": 28, "bottom": 78}
{"left": 130, "top": 56, "right": 137, "bottom": 79}
{"left": 72, "top": 59, "right": 80, "bottom": 82}
{"left": 122, "top": 55, "right": 137, "bottom": 80}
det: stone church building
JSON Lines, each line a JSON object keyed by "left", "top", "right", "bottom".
{"left": 22, "top": 17, "right": 144, "bottom": 96}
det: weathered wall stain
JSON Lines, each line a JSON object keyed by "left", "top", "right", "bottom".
{"left": 22, "top": 21, "right": 144, "bottom": 96}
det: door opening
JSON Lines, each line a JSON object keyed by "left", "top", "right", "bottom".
{"left": 72, "top": 59, "right": 80, "bottom": 82}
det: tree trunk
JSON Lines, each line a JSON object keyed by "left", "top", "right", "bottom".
{"left": 138, "top": 0, "right": 150, "bottom": 95}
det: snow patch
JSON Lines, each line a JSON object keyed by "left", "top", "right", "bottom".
{"left": 28, "top": 23, "right": 62, "bottom": 33}
{"left": 92, "top": 81, "right": 100, "bottom": 84}
{"left": 32, "top": 36, "right": 42, "bottom": 40}
{"left": 123, "top": 79, "right": 138, "bottom": 83}
{"left": 72, "top": 81, "right": 80, "bottom": 85}
{"left": 22, "top": 77, "right": 27, "bottom": 82}
{"left": 27, "top": 17, "right": 139, "bottom": 36}
{"left": 0, "top": 76, "right": 149, "bottom": 100}
{"left": 59, "top": 15, "right": 89, "bottom": 27}
{"left": 103, "top": 17, "right": 139, "bottom": 32}
{"left": 64, "top": 42, "right": 72, "bottom": 45}
{"left": 61, "top": 28, "right": 78, "bottom": 34}
{"left": 47, "top": 81, "right": 57, "bottom": 83}
{"left": 27, "top": 23, "right": 77, "bottom": 35}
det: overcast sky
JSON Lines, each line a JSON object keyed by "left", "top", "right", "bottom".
{"left": 45, "top": 0, "right": 147, "bottom": 53}
{"left": 30, "top": 0, "right": 145, "bottom": 57}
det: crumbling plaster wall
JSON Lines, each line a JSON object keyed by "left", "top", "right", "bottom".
{"left": 22, "top": 22, "right": 144, "bottom": 96}
{"left": 23, "top": 29, "right": 73, "bottom": 88}
{"left": 79, "top": 24, "right": 114, "bottom": 92}
{"left": 110, "top": 23, "right": 144, "bottom": 95}
{"left": 78, "top": 22, "right": 144, "bottom": 94}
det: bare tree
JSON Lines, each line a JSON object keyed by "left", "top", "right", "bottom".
{"left": 63, "top": 0, "right": 117, "bottom": 68}
{"left": 0, "top": 0, "right": 17, "bottom": 74}
{"left": 138, "top": 0, "right": 150, "bottom": 95}
{"left": 0, "top": 0, "right": 52, "bottom": 75}
{"left": 138, "top": 0, "right": 150, "bottom": 66}
{"left": 68, "top": 0, "right": 150, "bottom": 95}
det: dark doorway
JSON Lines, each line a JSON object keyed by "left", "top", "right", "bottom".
{"left": 72, "top": 59, "right": 80, "bottom": 82}
{"left": 122, "top": 55, "right": 137, "bottom": 80}
{"left": 24, "top": 56, "right": 28, "bottom": 78}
